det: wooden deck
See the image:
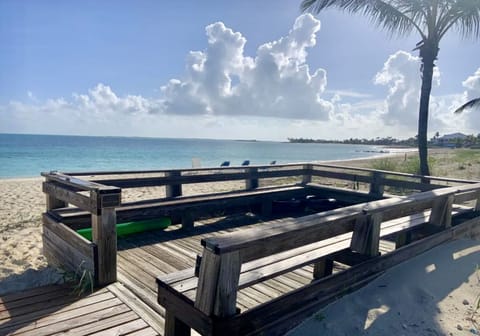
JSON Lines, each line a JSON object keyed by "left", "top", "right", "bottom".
{"left": 3, "top": 209, "right": 472, "bottom": 336}
{"left": 2, "top": 211, "right": 473, "bottom": 335}
{"left": 115, "top": 214, "right": 396, "bottom": 335}
{"left": 0, "top": 283, "right": 160, "bottom": 336}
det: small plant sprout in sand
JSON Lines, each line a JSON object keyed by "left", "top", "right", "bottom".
{"left": 62, "top": 260, "right": 94, "bottom": 297}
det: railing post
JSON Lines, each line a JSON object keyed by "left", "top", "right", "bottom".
{"left": 245, "top": 167, "right": 259, "bottom": 190}
{"left": 429, "top": 194, "right": 454, "bottom": 229}
{"left": 165, "top": 171, "right": 182, "bottom": 198}
{"left": 369, "top": 171, "right": 384, "bottom": 197}
{"left": 350, "top": 212, "right": 382, "bottom": 257}
{"left": 45, "top": 176, "right": 68, "bottom": 210}
{"left": 91, "top": 187, "right": 121, "bottom": 286}
{"left": 194, "top": 249, "right": 241, "bottom": 317}
{"left": 164, "top": 311, "right": 190, "bottom": 336}
{"left": 302, "top": 164, "right": 312, "bottom": 185}
{"left": 313, "top": 258, "right": 333, "bottom": 279}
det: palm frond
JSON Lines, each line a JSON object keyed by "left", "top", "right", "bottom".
{"left": 300, "top": 0, "right": 424, "bottom": 37}
{"left": 439, "top": 0, "right": 480, "bottom": 38}
{"left": 454, "top": 98, "right": 480, "bottom": 114}
{"left": 455, "top": 0, "right": 480, "bottom": 38}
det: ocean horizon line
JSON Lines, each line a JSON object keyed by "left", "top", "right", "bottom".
{"left": 0, "top": 134, "right": 398, "bottom": 179}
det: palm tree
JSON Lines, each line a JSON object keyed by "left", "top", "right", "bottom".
{"left": 454, "top": 98, "right": 480, "bottom": 114}
{"left": 301, "top": 0, "right": 480, "bottom": 177}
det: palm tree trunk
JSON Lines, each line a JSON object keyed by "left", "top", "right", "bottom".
{"left": 417, "top": 43, "right": 438, "bottom": 178}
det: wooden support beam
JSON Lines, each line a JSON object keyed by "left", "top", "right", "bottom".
{"left": 312, "top": 258, "right": 333, "bottom": 280}
{"left": 194, "top": 249, "right": 241, "bottom": 317}
{"left": 181, "top": 212, "right": 194, "bottom": 230}
{"left": 369, "top": 171, "right": 384, "bottom": 197}
{"left": 333, "top": 249, "right": 371, "bottom": 266}
{"left": 245, "top": 167, "right": 259, "bottom": 190}
{"left": 429, "top": 195, "right": 454, "bottom": 228}
{"left": 350, "top": 213, "right": 382, "bottom": 256}
{"left": 92, "top": 207, "right": 117, "bottom": 286}
{"left": 302, "top": 164, "right": 312, "bottom": 185}
{"left": 164, "top": 311, "right": 190, "bottom": 336}
{"left": 165, "top": 171, "right": 182, "bottom": 198}
{"left": 395, "top": 231, "right": 412, "bottom": 249}
{"left": 43, "top": 182, "right": 90, "bottom": 212}
{"left": 46, "top": 195, "right": 68, "bottom": 211}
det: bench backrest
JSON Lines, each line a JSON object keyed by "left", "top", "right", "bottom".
{"left": 195, "top": 182, "right": 480, "bottom": 317}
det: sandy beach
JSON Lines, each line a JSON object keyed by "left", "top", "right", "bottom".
{"left": 1, "top": 147, "right": 480, "bottom": 335}
{"left": 0, "top": 176, "right": 245, "bottom": 295}
{"left": 288, "top": 239, "right": 480, "bottom": 336}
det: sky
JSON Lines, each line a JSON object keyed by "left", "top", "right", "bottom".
{"left": 1, "top": 0, "right": 479, "bottom": 141}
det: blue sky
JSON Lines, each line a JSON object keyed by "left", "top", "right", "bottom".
{"left": 1, "top": 0, "right": 479, "bottom": 140}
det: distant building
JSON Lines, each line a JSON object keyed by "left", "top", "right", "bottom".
{"left": 434, "top": 133, "right": 468, "bottom": 147}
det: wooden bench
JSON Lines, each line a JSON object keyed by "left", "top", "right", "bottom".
{"left": 157, "top": 184, "right": 480, "bottom": 335}
{"left": 54, "top": 184, "right": 316, "bottom": 229}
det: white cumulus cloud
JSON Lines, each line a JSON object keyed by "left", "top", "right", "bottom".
{"left": 2, "top": 15, "right": 479, "bottom": 140}
{"left": 158, "top": 14, "right": 333, "bottom": 120}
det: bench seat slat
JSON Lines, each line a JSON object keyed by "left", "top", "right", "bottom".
{"left": 159, "top": 206, "right": 474, "bottom": 297}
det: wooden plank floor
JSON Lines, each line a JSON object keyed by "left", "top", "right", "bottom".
{"left": 5, "top": 208, "right": 469, "bottom": 336}
{"left": 116, "top": 213, "right": 383, "bottom": 334}
{"left": 0, "top": 284, "right": 160, "bottom": 336}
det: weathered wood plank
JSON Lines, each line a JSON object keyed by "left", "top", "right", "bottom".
{"left": 58, "top": 185, "right": 306, "bottom": 225}
{"left": 350, "top": 213, "right": 382, "bottom": 256}
{"left": 87, "top": 318, "right": 150, "bottom": 336}
{"left": 0, "top": 297, "right": 123, "bottom": 334}
{"left": 43, "top": 228, "right": 95, "bottom": 274}
{"left": 165, "top": 171, "right": 182, "bottom": 198}
{"left": 311, "top": 169, "right": 371, "bottom": 184}
{"left": 127, "top": 328, "right": 159, "bottom": 336}
{"left": 0, "top": 292, "right": 111, "bottom": 321}
{"left": 42, "top": 171, "right": 110, "bottom": 191}
{"left": 92, "top": 169, "right": 306, "bottom": 189}
{"left": 49, "top": 311, "right": 139, "bottom": 335}
{"left": 107, "top": 282, "right": 164, "bottom": 335}
{"left": 43, "top": 181, "right": 96, "bottom": 213}
{"left": 312, "top": 258, "right": 333, "bottom": 279}
{"left": 164, "top": 311, "right": 190, "bottom": 336}
{"left": 163, "top": 205, "right": 444, "bottom": 295}
{"left": 380, "top": 178, "right": 443, "bottom": 191}
{"left": 201, "top": 208, "right": 360, "bottom": 259}
{"left": 46, "top": 193, "right": 68, "bottom": 211}
{"left": 92, "top": 207, "right": 117, "bottom": 286}
{"left": 302, "top": 164, "right": 312, "bottom": 184}
{"left": 429, "top": 195, "right": 454, "bottom": 228}
{"left": 245, "top": 167, "right": 259, "bottom": 190}
{"left": 369, "top": 171, "right": 384, "bottom": 196}
{"left": 218, "top": 216, "right": 480, "bottom": 335}
{"left": 157, "top": 282, "right": 213, "bottom": 335}
{"left": 43, "top": 213, "right": 94, "bottom": 258}
{"left": 116, "top": 271, "right": 163, "bottom": 317}
{"left": 0, "top": 285, "right": 70, "bottom": 306}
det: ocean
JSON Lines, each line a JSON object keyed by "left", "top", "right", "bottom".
{"left": 0, "top": 134, "right": 388, "bottom": 178}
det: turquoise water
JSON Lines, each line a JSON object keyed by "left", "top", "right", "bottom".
{"left": 0, "top": 134, "right": 385, "bottom": 178}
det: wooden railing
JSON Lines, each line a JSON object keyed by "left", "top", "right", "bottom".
{"left": 185, "top": 182, "right": 480, "bottom": 334}
{"left": 42, "top": 163, "right": 480, "bottom": 288}
{"left": 62, "top": 163, "right": 479, "bottom": 197}
{"left": 42, "top": 171, "right": 121, "bottom": 286}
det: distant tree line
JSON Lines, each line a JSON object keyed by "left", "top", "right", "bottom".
{"left": 288, "top": 134, "right": 480, "bottom": 148}
{"left": 287, "top": 137, "right": 417, "bottom": 146}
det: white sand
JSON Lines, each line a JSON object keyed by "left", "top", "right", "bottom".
{"left": 0, "top": 178, "right": 61, "bottom": 295}
{"left": 288, "top": 239, "right": 480, "bottom": 336}
{"left": 0, "top": 176, "right": 244, "bottom": 295}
